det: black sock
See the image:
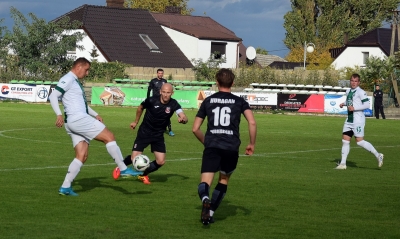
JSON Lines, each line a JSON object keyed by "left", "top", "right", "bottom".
{"left": 143, "top": 160, "right": 162, "bottom": 176}
{"left": 210, "top": 183, "right": 227, "bottom": 211}
{"left": 168, "top": 124, "right": 172, "bottom": 132}
{"left": 123, "top": 155, "right": 132, "bottom": 166}
{"left": 198, "top": 182, "right": 210, "bottom": 202}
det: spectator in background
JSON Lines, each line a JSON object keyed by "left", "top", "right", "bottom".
{"left": 147, "top": 69, "right": 175, "bottom": 136}
{"left": 373, "top": 85, "right": 385, "bottom": 119}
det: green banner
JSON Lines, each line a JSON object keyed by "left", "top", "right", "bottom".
{"left": 91, "top": 87, "right": 200, "bottom": 108}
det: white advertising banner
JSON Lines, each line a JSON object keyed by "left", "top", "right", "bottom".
{"left": 202, "top": 90, "right": 277, "bottom": 108}
{"left": 0, "top": 84, "right": 51, "bottom": 102}
{"left": 231, "top": 92, "right": 278, "bottom": 105}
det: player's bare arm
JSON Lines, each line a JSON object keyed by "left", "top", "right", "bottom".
{"left": 243, "top": 109, "right": 257, "bottom": 155}
{"left": 192, "top": 117, "right": 205, "bottom": 144}
{"left": 131, "top": 104, "right": 144, "bottom": 130}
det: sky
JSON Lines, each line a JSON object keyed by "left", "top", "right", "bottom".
{"left": 0, "top": 0, "right": 292, "bottom": 57}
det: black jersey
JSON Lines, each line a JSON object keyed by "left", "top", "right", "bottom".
{"left": 196, "top": 91, "right": 251, "bottom": 151}
{"left": 373, "top": 89, "right": 383, "bottom": 104}
{"left": 147, "top": 78, "right": 167, "bottom": 98}
{"left": 137, "top": 96, "right": 182, "bottom": 138}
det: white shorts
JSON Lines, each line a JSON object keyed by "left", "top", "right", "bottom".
{"left": 65, "top": 115, "right": 106, "bottom": 147}
{"left": 342, "top": 122, "right": 365, "bottom": 138}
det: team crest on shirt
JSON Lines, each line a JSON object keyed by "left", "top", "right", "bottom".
{"left": 165, "top": 107, "right": 171, "bottom": 113}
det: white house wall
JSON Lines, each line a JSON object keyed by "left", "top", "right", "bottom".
{"left": 66, "top": 29, "right": 107, "bottom": 62}
{"left": 161, "top": 26, "right": 239, "bottom": 68}
{"left": 331, "top": 46, "right": 386, "bottom": 70}
{"left": 161, "top": 26, "right": 198, "bottom": 65}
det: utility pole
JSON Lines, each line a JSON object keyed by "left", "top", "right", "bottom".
{"left": 390, "top": 10, "right": 400, "bottom": 107}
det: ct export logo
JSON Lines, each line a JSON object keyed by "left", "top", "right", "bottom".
{"left": 37, "top": 87, "right": 49, "bottom": 99}
{"left": 1, "top": 85, "right": 10, "bottom": 95}
{"left": 289, "top": 94, "right": 297, "bottom": 99}
{"left": 330, "top": 101, "right": 336, "bottom": 106}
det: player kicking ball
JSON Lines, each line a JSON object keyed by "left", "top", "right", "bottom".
{"left": 113, "top": 83, "right": 188, "bottom": 184}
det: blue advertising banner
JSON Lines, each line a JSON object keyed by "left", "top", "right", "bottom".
{"left": 324, "top": 94, "right": 373, "bottom": 117}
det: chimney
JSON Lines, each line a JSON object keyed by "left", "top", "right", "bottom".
{"left": 343, "top": 32, "right": 348, "bottom": 45}
{"left": 106, "top": 0, "right": 124, "bottom": 8}
{"left": 165, "top": 6, "right": 182, "bottom": 14}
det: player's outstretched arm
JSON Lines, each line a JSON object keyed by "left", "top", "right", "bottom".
{"left": 192, "top": 117, "right": 205, "bottom": 145}
{"left": 243, "top": 109, "right": 256, "bottom": 155}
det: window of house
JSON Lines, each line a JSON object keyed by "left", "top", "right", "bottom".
{"left": 211, "top": 42, "right": 227, "bottom": 59}
{"left": 139, "top": 34, "right": 162, "bottom": 53}
{"left": 362, "top": 52, "right": 369, "bottom": 65}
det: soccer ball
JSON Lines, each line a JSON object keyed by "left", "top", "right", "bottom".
{"left": 133, "top": 154, "right": 150, "bottom": 172}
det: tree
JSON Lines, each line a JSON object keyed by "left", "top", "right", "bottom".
{"left": 3, "top": 7, "right": 85, "bottom": 79}
{"left": 360, "top": 56, "right": 395, "bottom": 90}
{"left": 283, "top": 0, "right": 399, "bottom": 66}
{"left": 256, "top": 47, "right": 268, "bottom": 55}
{"left": 124, "top": 0, "right": 194, "bottom": 15}
{"left": 0, "top": 19, "right": 9, "bottom": 65}
{"left": 191, "top": 54, "right": 226, "bottom": 81}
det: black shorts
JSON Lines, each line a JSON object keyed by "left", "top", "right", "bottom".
{"left": 201, "top": 147, "right": 239, "bottom": 174}
{"left": 132, "top": 136, "right": 166, "bottom": 153}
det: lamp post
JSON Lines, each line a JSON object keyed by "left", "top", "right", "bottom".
{"left": 303, "top": 41, "right": 315, "bottom": 70}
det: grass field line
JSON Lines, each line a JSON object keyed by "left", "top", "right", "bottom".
{"left": 2, "top": 144, "right": 398, "bottom": 173}
{"left": 0, "top": 128, "right": 62, "bottom": 143}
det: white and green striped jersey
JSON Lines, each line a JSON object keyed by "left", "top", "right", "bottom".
{"left": 344, "top": 86, "right": 370, "bottom": 124}
{"left": 55, "top": 72, "right": 88, "bottom": 123}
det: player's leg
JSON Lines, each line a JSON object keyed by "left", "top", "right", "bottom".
{"left": 336, "top": 124, "right": 352, "bottom": 169}
{"left": 59, "top": 125, "right": 89, "bottom": 196}
{"left": 137, "top": 140, "right": 166, "bottom": 184}
{"left": 114, "top": 138, "right": 148, "bottom": 180}
{"left": 380, "top": 105, "right": 386, "bottom": 119}
{"left": 354, "top": 123, "right": 383, "bottom": 167}
{"left": 198, "top": 148, "right": 220, "bottom": 225}
{"left": 208, "top": 149, "right": 238, "bottom": 223}
{"left": 70, "top": 116, "right": 130, "bottom": 175}
{"left": 168, "top": 119, "right": 174, "bottom": 136}
{"left": 374, "top": 104, "right": 379, "bottom": 119}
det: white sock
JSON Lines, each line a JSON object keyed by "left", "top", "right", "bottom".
{"left": 106, "top": 141, "right": 128, "bottom": 171}
{"left": 210, "top": 210, "right": 214, "bottom": 217}
{"left": 340, "top": 139, "right": 350, "bottom": 165}
{"left": 357, "top": 140, "right": 379, "bottom": 158}
{"left": 61, "top": 158, "right": 83, "bottom": 188}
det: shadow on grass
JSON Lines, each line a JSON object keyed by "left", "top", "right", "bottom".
{"left": 73, "top": 177, "right": 152, "bottom": 195}
{"left": 146, "top": 173, "right": 190, "bottom": 183}
{"left": 196, "top": 200, "right": 251, "bottom": 224}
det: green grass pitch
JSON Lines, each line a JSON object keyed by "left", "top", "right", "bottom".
{"left": 0, "top": 103, "right": 399, "bottom": 238}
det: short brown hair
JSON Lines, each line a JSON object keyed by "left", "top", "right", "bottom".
{"left": 73, "top": 57, "right": 91, "bottom": 67}
{"left": 351, "top": 73, "right": 360, "bottom": 81}
{"left": 216, "top": 68, "right": 234, "bottom": 88}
